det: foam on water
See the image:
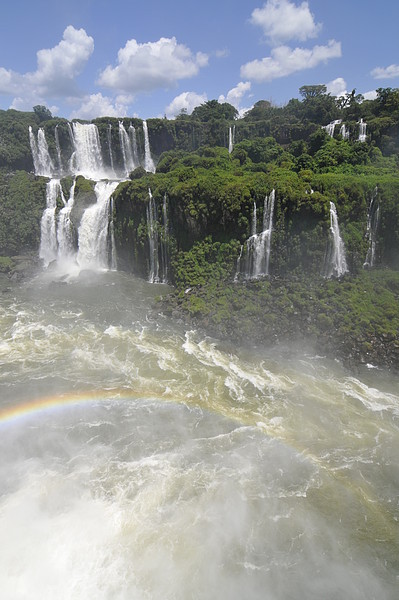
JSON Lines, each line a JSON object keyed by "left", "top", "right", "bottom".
{"left": 1, "top": 273, "right": 398, "bottom": 599}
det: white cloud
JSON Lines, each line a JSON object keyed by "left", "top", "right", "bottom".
{"left": 218, "top": 81, "right": 251, "bottom": 108}
{"left": 240, "top": 40, "right": 341, "bottom": 82}
{"left": 326, "top": 77, "right": 347, "bottom": 97}
{"left": 98, "top": 37, "right": 208, "bottom": 93}
{"left": 250, "top": 0, "right": 322, "bottom": 44}
{"left": 371, "top": 64, "right": 399, "bottom": 79}
{"left": 0, "top": 26, "right": 94, "bottom": 103}
{"left": 165, "top": 91, "right": 207, "bottom": 119}
{"left": 362, "top": 90, "right": 377, "bottom": 101}
{"left": 69, "top": 93, "right": 130, "bottom": 120}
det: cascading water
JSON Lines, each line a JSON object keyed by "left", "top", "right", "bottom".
{"left": 143, "top": 121, "right": 156, "bottom": 173}
{"left": 340, "top": 123, "right": 350, "bottom": 140}
{"left": 77, "top": 180, "right": 119, "bottom": 270}
{"left": 107, "top": 124, "right": 116, "bottom": 176}
{"left": 32, "top": 120, "right": 160, "bottom": 276}
{"left": 358, "top": 118, "right": 367, "bottom": 142}
{"left": 129, "top": 125, "right": 140, "bottom": 168}
{"left": 252, "top": 201, "right": 257, "bottom": 236}
{"left": 54, "top": 125, "right": 63, "bottom": 175}
{"left": 234, "top": 244, "right": 244, "bottom": 282}
{"left": 57, "top": 179, "right": 76, "bottom": 261}
{"left": 29, "top": 127, "right": 54, "bottom": 177}
{"left": 364, "top": 187, "right": 380, "bottom": 268}
{"left": 39, "top": 179, "right": 65, "bottom": 267}
{"left": 323, "top": 120, "right": 342, "bottom": 138}
{"left": 228, "top": 125, "right": 235, "bottom": 153}
{"left": 324, "top": 202, "right": 348, "bottom": 278}
{"left": 146, "top": 189, "right": 160, "bottom": 283}
{"left": 160, "top": 193, "right": 169, "bottom": 283}
{"left": 119, "top": 121, "right": 137, "bottom": 176}
{"left": 242, "top": 190, "right": 275, "bottom": 279}
{"left": 70, "top": 122, "right": 109, "bottom": 180}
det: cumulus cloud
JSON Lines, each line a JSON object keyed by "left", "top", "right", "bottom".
{"left": 326, "top": 77, "right": 347, "bottom": 97}
{"left": 69, "top": 93, "right": 130, "bottom": 120}
{"left": 240, "top": 40, "right": 341, "bottom": 82}
{"left": 371, "top": 64, "right": 399, "bottom": 79}
{"left": 98, "top": 37, "right": 208, "bottom": 94}
{"left": 165, "top": 91, "right": 207, "bottom": 119}
{"left": 218, "top": 81, "right": 252, "bottom": 108}
{"left": 0, "top": 26, "right": 94, "bottom": 103}
{"left": 250, "top": 0, "right": 322, "bottom": 44}
{"left": 362, "top": 90, "right": 378, "bottom": 101}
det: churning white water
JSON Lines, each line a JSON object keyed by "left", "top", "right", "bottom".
{"left": 0, "top": 271, "right": 398, "bottom": 599}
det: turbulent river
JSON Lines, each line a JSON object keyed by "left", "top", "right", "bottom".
{"left": 0, "top": 269, "right": 398, "bottom": 599}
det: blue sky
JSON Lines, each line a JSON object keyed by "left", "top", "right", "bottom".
{"left": 1, "top": 0, "right": 398, "bottom": 120}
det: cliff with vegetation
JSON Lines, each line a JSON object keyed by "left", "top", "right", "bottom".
{"left": 1, "top": 86, "right": 399, "bottom": 368}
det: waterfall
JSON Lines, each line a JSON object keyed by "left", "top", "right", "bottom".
{"left": 251, "top": 202, "right": 257, "bottom": 237}
{"left": 54, "top": 125, "right": 63, "bottom": 175}
{"left": 364, "top": 187, "right": 380, "bottom": 268}
{"left": 234, "top": 245, "right": 244, "bottom": 282}
{"left": 109, "top": 195, "right": 117, "bottom": 271}
{"left": 129, "top": 125, "right": 140, "bottom": 168}
{"left": 119, "top": 122, "right": 137, "bottom": 176}
{"left": 107, "top": 124, "right": 116, "bottom": 176}
{"left": 358, "top": 118, "right": 367, "bottom": 143}
{"left": 143, "top": 121, "right": 156, "bottom": 173}
{"left": 39, "top": 179, "right": 65, "bottom": 266}
{"left": 323, "top": 120, "right": 342, "bottom": 138}
{"left": 57, "top": 179, "right": 76, "bottom": 261}
{"left": 29, "top": 127, "right": 54, "bottom": 177}
{"left": 324, "top": 202, "right": 348, "bottom": 278}
{"left": 146, "top": 189, "right": 160, "bottom": 283}
{"left": 228, "top": 125, "right": 235, "bottom": 153}
{"left": 243, "top": 190, "right": 275, "bottom": 279}
{"left": 77, "top": 181, "right": 119, "bottom": 269}
{"left": 340, "top": 123, "right": 349, "bottom": 140}
{"left": 70, "top": 122, "right": 109, "bottom": 180}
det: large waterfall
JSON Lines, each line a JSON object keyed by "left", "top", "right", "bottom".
{"left": 30, "top": 120, "right": 159, "bottom": 274}
{"left": 324, "top": 202, "right": 348, "bottom": 278}
{"left": 39, "top": 179, "right": 64, "bottom": 266}
{"left": 77, "top": 181, "right": 119, "bottom": 270}
{"left": 241, "top": 190, "right": 275, "bottom": 279}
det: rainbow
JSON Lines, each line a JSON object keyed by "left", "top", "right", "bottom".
{"left": 0, "top": 388, "right": 162, "bottom": 427}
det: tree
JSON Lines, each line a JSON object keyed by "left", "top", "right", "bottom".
{"left": 33, "top": 105, "right": 53, "bottom": 122}
{"left": 191, "top": 100, "right": 238, "bottom": 122}
{"left": 299, "top": 85, "right": 327, "bottom": 100}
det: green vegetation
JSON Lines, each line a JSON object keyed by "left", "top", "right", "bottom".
{"left": 0, "top": 170, "right": 46, "bottom": 255}
{"left": 1, "top": 85, "right": 399, "bottom": 368}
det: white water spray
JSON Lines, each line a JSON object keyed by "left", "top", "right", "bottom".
{"left": 70, "top": 122, "right": 109, "bottom": 180}
{"left": 29, "top": 127, "right": 55, "bottom": 177}
{"left": 358, "top": 118, "right": 367, "bottom": 143}
{"left": 77, "top": 181, "right": 119, "bottom": 269}
{"left": 119, "top": 122, "right": 137, "bottom": 176}
{"left": 57, "top": 179, "right": 76, "bottom": 261}
{"left": 228, "top": 125, "right": 235, "bottom": 153}
{"left": 39, "top": 180, "right": 65, "bottom": 267}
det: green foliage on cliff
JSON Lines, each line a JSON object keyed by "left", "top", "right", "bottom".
{"left": 0, "top": 170, "right": 47, "bottom": 255}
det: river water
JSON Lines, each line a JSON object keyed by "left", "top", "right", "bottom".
{"left": 0, "top": 270, "right": 398, "bottom": 599}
